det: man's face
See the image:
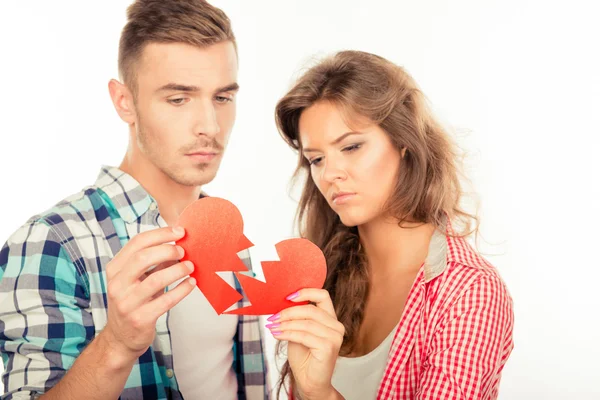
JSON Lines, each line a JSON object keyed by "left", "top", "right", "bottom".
{"left": 132, "top": 41, "right": 238, "bottom": 186}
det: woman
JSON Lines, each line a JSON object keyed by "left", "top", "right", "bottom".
{"left": 267, "top": 50, "right": 514, "bottom": 400}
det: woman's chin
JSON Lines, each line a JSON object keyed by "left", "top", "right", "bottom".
{"left": 337, "top": 212, "right": 366, "bottom": 228}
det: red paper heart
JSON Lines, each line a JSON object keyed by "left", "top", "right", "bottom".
{"left": 176, "top": 197, "right": 253, "bottom": 315}
{"left": 176, "top": 197, "right": 327, "bottom": 315}
{"left": 225, "top": 238, "right": 327, "bottom": 315}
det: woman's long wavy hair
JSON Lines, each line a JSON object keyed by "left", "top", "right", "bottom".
{"left": 274, "top": 50, "right": 477, "bottom": 398}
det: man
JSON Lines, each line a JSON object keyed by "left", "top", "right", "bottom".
{"left": 0, "top": 1, "right": 268, "bottom": 399}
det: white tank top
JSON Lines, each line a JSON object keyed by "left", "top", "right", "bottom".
{"left": 168, "top": 272, "right": 239, "bottom": 399}
{"left": 331, "top": 324, "right": 398, "bottom": 400}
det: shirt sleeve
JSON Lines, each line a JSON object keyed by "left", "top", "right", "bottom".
{"left": 417, "top": 274, "right": 514, "bottom": 400}
{"left": 0, "top": 220, "right": 92, "bottom": 399}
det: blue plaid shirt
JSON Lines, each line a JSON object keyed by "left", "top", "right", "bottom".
{"left": 0, "top": 166, "right": 269, "bottom": 399}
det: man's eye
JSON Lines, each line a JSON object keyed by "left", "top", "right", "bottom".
{"left": 168, "top": 98, "right": 187, "bottom": 105}
{"left": 215, "top": 96, "right": 232, "bottom": 103}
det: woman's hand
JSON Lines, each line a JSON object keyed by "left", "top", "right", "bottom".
{"left": 267, "top": 289, "right": 345, "bottom": 400}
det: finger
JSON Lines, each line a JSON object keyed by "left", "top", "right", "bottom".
{"left": 107, "top": 244, "right": 185, "bottom": 300}
{"left": 122, "top": 243, "right": 185, "bottom": 284}
{"left": 140, "top": 259, "right": 179, "bottom": 281}
{"left": 106, "top": 226, "right": 185, "bottom": 279}
{"left": 141, "top": 276, "right": 197, "bottom": 320}
{"left": 273, "top": 305, "right": 345, "bottom": 336}
{"left": 108, "top": 260, "right": 178, "bottom": 304}
{"left": 267, "top": 319, "right": 343, "bottom": 344}
{"left": 119, "top": 261, "right": 195, "bottom": 314}
{"left": 140, "top": 260, "right": 180, "bottom": 300}
{"left": 135, "top": 264, "right": 175, "bottom": 301}
{"left": 272, "top": 330, "right": 339, "bottom": 361}
{"left": 286, "top": 288, "right": 336, "bottom": 316}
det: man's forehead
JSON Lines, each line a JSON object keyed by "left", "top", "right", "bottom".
{"left": 136, "top": 41, "right": 238, "bottom": 90}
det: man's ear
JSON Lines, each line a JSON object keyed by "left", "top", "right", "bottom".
{"left": 108, "top": 79, "right": 136, "bottom": 124}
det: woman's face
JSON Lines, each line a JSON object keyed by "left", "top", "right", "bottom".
{"left": 298, "top": 101, "right": 402, "bottom": 227}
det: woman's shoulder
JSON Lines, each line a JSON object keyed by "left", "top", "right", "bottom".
{"left": 427, "top": 234, "right": 512, "bottom": 310}
{"left": 447, "top": 234, "right": 503, "bottom": 278}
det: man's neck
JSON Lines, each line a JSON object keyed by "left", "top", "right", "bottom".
{"left": 119, "top": 153, "right": 202, "bottom": 227}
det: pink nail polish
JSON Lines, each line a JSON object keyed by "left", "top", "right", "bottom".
{"left": 267, "top": 313, "right": 280, "bottom": 322}
{"left": 286, "top": 292, "right": 299, "bottom": 301}
{"left": 265, "top": 323, "right": 280, "bottom": 329}
{"left": 271, "top": 330, "right": 283, "bottom": 336}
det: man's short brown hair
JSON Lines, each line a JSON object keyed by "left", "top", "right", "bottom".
{"left": 118, "top": 0, "right": 236, "bottom": 95}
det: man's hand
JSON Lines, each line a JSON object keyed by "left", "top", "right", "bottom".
{"left": 102, "top": 226, "right": 196, "bottom": 364}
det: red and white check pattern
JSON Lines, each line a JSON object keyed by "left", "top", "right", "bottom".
{"left": 377, "top": 230, "right": 514, "bottom": 399}
{"left": 287, "top": 223, "right": 513, "bottom": 400}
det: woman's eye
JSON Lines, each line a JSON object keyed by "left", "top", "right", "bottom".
{"left": 343, "top": 143, "right": 362, "bottom": 152}
{"left": 309, "top": 157, "right": 323, "bottom": 166}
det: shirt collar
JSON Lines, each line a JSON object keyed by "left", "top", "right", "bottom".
{"left": 423, "top": 217, "right": 466, "bottom": 282}
{"left": 94, "top": 165, "right": 156, "bottom": 223}
{"left": 424, "top": 227, "right": 448, "bottom": 282}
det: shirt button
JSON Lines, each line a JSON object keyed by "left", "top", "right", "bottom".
{"left": 166, "top": 369, "right": 174, "bottom": 378}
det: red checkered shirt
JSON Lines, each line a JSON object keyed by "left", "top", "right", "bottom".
{"left": 376, "top": 227, "right": 514, "bottom": 399}
{"left": 290, "top": 224, "right": 513, "bottom": 400}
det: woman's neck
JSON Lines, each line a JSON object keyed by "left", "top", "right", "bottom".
{"left": 358, "top": 216, "right": 436, "bottom": 282}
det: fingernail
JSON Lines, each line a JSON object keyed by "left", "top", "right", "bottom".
{"left": 271, "top": 330, "right": 282, "bottom": 336}
{"left": 265, "top": 323, "right": 280, "bottom": 329}
{"left": 188, "top": 277, "right": 196, "bottom": 286}
{"left": 176, "top": 246, "right": 185, "bottom": 258}
{"left": 267, "top": 313, "right": 280, "bottom": 322}
{"left": 184, "top": 261, "right": 194, "bottom": 272}
{"left": 173, "top": 226, "right": 185, "bottom": 236}
{"left": 286, "top": 292, "right": 299, "bottom": 301}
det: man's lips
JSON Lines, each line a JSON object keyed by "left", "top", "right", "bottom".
{"left": 186, "top": 151, "right": 219, "bottom": 162}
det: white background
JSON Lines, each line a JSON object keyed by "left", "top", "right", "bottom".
{"left": 1, "top": 1, "right": 599, "bottom": 398}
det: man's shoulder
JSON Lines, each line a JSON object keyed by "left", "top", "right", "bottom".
{"left": 4, "top": 185, "right": 102, "bottom": 249}
{"left": 0, "top": 186, "right": 104, "bottom": 286}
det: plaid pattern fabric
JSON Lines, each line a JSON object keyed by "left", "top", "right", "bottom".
{"left": 376, "top": 224, "right": 514, "bottom": 399}
{"left": 0, "top": 166, "right": 269, "bottom": 399}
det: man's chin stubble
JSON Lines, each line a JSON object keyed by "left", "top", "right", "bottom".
{"left": 172, "top": 166, "right": 218, "bottom": 187}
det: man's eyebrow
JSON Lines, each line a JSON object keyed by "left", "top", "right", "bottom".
{"left": 156, "top": 82, "right": 240, "bottom": 94}
{"left": 156, "top": 83, "right": 200, "bottom": 93}
{"left": 214, "top": 83, "right": 240, "bottom": 94}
